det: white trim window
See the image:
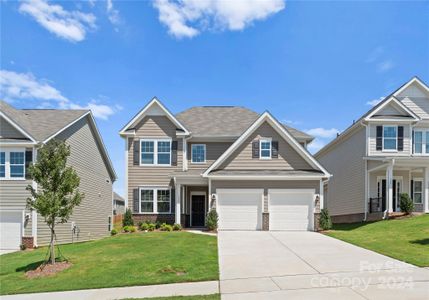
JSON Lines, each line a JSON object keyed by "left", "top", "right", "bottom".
{"left": 383, "top": 126, "right": 397, "bottom": 151}
{"left": 413, "top": 180, "right": 423, "bottom": 204}
{"left": 191, "top": 144, "right": 206, "bottom": 163}
{"left": 139, "top": 188, "right": 171, "bottom": 214}
{"left": 140, "top": 139, "right": 171, "bottom": 166}
{"left": 260, "top": 139, "right": 272, "bottom": 159}
{"left": 0, "top": 149, "right": 25, "bottom": 180}
{"left": 413, "top": 130, "right": 429, "bottom": 155}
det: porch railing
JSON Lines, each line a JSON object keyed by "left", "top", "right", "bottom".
{"left": 369, "top": 197, "right": 382, "bottom": 213}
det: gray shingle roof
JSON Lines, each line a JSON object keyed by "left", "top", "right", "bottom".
{"left": 209, "top": 170, "right": 324, "bottom": 176}
{"left": 175, "top": 106, "right": 313, "bottom": 141}
{"left": 1, "top": 100, "right": 88, "bottom": 141}
{"left": 113, "top": 192, "right": 125, "bottom": 202}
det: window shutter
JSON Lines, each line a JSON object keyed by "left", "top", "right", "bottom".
{"left": 171, "top": 140, "right": 178, "bottom": 166}
{"left": 376, "top": 126, "right": 383, "bottom": 151}
{"left": 398, "top": 126, "right": 404, "bottom": 151}
{"left": 410, "top": 180, "right": 414, "bottom": 200}
{"left": 272, "top": 141, "right": 279, "bottom": 158}
{"left": 133, "top": 188, "right": 139, "bottom": 213}
{"left": 252, "top": 140, "right": 259, "bottom": 158}
{"left": 25, "top": 149, "right": 33, "bottom": 180}
{"left": 133, "top": 140, "right": 140, "bottom": 165}
{"left": 171, "top": 188, "right": 175, "bottom": 214}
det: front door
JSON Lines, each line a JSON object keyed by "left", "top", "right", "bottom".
{"left": 378, "top": 179, "right": 402, "bottom": 212}
{"left": 191, "top": 195, "right": 205, "bottom": 227}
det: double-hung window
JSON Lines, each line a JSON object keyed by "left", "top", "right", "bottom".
{"left": 260, "top": 139, "right": 272, "bottom": 159}
{"left": 414, "top": 130, "right": 429, "bottom": 155}
{"left": 140, "top": 139, "right": 171, "bottom": 166}
{"left": 413, "top": 180, "right": 423, "bottom": 204}
{"left": 191, "top": 144, "right": 206, "bottom": 163}
{"left": 383, "top": 126, "right": 397, "bottom": 151}
{"left": 0, "top": 149, "right": 25, "bottom": 180}
{"left": 139, "top": 188, "right": 171, "bottom": 213}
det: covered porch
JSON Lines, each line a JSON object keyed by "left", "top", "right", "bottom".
{"left": 366, "top": 157, "right": 429, "bottom": 217}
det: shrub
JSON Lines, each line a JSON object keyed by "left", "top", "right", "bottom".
{"left": 173, "top": 223, "right": 182, "bottom": 231}
{"left": 123, "top": 208, "right": 134, "bottom": 227}
{"left": 319, "top": 208, "right": 332, "bottom": 230}
{"left": 111, "top": 229, "right": 118, "bottom": 235}
{"left": 147, "top": 223, "right": 155, "bottom": 231}
{"left": 129, "top": 226, "right": 137, "bottom": 233}
{"left": 160, "top": 223, "right": 173, "bottom": 231}
{"left": 206, "top": 209, "right": 218, "bottom": 231}
{"left": 137, "top": 221, "right": 143, "bottom": 228}
{"left": 399, "top": 193, "right": 414, "bottom": 214}
{"left": 20, "top": 244, "right": 27, "bottom": 251}
{"left": 123, "top": 225, "right": 130, "bottom": 233}
{"left": 155, "top": 221, "right": 162, "bottom": 229}
{"left": 140, "top": 223, "right": 149, "bottom": 231}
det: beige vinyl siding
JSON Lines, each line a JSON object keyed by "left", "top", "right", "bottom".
{"left": 220, "top": 122, "right": 313, "bottom": 170}
{"left": 368, "top": 124, "right": 411, "bottom": 156}
{"left": 0, "top": 116, "right": 26, "bottom": 139}
{"left": 397, "top": 84, "right": 429, "bottom": 119}
{"left": 376, "top": 105, "right": 407, "bottom": 116}
{"left": 316, "top": 126, "right": 366, "bottom": 216}
{"left": 188, "top": 142, "right": 232, "bottom": 170}
{"left": 37, "top": 116, "right": 113, "bottom": 245}
{"left": 127, "top": 116, "right": 182, "bottom": 212}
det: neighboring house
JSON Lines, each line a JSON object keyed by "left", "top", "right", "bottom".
{"left": 120, "top": 99, "right": 331, "bottom": 231}
{"left": 316, "top": 77, "right": 429, "bottom": 223}
{"left": 113, "top": 192, "right": 125, "bottom": 215}
{"left": 0, "top": 101, "right": 117, "bottom": 250}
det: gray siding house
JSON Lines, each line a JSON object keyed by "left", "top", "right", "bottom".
{"left": 0, "top": 101, "right": 116, "bottom": 250}
{"left": 120, "top": 99, "right": 330, "bottom": 231}
{"left": 316, "top": 77, "right": 429, "bottom": 223}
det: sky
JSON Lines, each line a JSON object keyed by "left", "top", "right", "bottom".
{"left": 1, "top": 0, "right": 429, "bottom": 197}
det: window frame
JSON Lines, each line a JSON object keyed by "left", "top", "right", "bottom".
{"left": 139, "top": 138, "right": 172, "bottom": 166}
{"left": 382, "top": 125, "right": 398, "bottom": 152}
{"left": 0, "top": 151, "right": 5, "bottom": 178}
{"left": 413, "top": 129, "right": 429, "bottom": 155}
{"left": 259, "top": 138, "right": 272, "bottom": 160}
{"left": 413, "top": 179, "right": 423, "bottom": 204}
{"left": 0, "top": 148, "right": 26, "bottom": 180}
{"left": 139, "top": 187, "right": 171, "bottom": 214}
{"left": 191, "top": 144, "right": 206, "bottom": 164}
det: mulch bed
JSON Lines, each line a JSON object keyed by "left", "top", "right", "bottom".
{"left": 25, "top": 261, "right": 72, "bottom": 279}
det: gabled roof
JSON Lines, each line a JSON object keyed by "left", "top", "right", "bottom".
{"left": 113, "top": 192, "right": 125, "bottom": 202}
{"left": 393, "top": 76, "right": 429, "bottom": 97}
{"left": 203, "top": 111, "right": 331, "bottom": 178}
{"left": 119, "top": 97, "right": 190, "bottom": 136}
{"left": 364, "top": 96, "right": 420, "bottom": 121}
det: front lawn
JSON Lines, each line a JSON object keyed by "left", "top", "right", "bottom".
{"left": 325, "top": 214, "right": 429, "bottom": 267}
{"left": 0, "top": 232, "right": 219, "bottom": 295}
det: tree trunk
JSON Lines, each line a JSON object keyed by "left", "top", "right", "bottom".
{"left": 50, "top": 225, "right": 55, "bottom": 264}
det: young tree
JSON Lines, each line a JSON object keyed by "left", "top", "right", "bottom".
{"left": 26, "top": 139, "right": 84, "bottom": 264}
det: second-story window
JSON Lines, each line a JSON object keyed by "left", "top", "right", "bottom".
{"left": 383, "top": 126, "right": 397, "bottom": 151}
{"left": 414, "top": 130, "right": 429, "bottom": 154}
{"left": 140, "top": 139, "right": 171, "bottom": 166}
{"left": 191, "top": 144, "right": 206, "bottom": 163}
{"left": 260, "top": 139, "right": 272, "bottom": 159}
{"left": 0, "top": 152, "right": 5, "bottom": 178}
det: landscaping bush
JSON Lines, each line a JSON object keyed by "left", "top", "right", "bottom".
{"left": 140, "top": 223, "right": 149, "bottom": 231}
{"left": 173, "top": 223, "right": 182, "bottom": 231}
{"left": 155, "top": 221, "right": 162, "bottom": 229}
{"left": 20, "top": 244, "right": 27, "bottom": 251}
{"left": 123, "top": 208, "right": 134, "bottom": 227}
{"left": 129, "top": 226, "right": 137, "bottom": 233}
{"left": 110, "top": 229, "right": 118, "bottom": 235}
{"left": 160, "top": 223, "right": 173, "bottom": 231}
{"left": 137, "top": 221, "right": 143, "bottom": 228}
{"left": 399, "top": 193, "right": 414, "bottom": 214}
{"left": 147, "top": 223, "right": 155, "bottom": 231}
{"left": 319, "top": 208, "right": 332, "bottom": 230}
{"left": 206, "top": 209, "right": 218, "bottom": 231}
{"left": 123, "top": 225, "right": 131, "bottom": 233}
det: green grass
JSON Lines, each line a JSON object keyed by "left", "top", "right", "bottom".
{"left": 0, "top": 232, "right": 219, "bottom": 295}
{"left": 325, "top": 214, "right": 429, "bottom": 267}
{"left": 124, "top": 294, "right": 220, "bottom": 300}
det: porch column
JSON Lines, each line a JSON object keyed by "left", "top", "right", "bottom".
{"left": 386, "top": 165, "right": 394, "bottom": 213}
{"left": 319, "top": 179, "right": 324, "bottom": 210}
{"left": 175, "top": 184, "right": 181, "bottom": 224}
{"left": 424, "top": 167, "right": 429, "bottom": 213}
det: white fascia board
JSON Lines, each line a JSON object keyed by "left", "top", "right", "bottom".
{"left": 203, "top": 111, "right": 331, "bottom": 177}
{"left": 0, "top": 111, "right": 36, "bottom": 142}
{"left": 206, "top": 175, "right": 327, "bottom": 180}
{"left": 43, "top": 111, "right": 90, "bottom": 143}
{"left": 366, "top": 119, "right": 417, "bottom": 123}
{"left": 393, "top": 77, "right": 429, "bottom": 97}
{"left": 364, "top": 97, "right": 420, "bottom": 121}
{"left": 0, "top": 141, "right": 36, "bottom": 146}
{"left": 119, "top": 97, "right": 190, "bottom": 136}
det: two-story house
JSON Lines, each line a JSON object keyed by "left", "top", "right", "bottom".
{"left": 316, "top": 77, "right": 429, "bottom": 223}
{"left": 120, "top": 99, "right": 331, "bottom": 231}
{"left": 0, "top": 101, "right": 117, "bottom": 250}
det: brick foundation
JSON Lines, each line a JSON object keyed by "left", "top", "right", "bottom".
{"left": 331, "top": 213, "right": 365, "bottom": 224}
{"left": 132, "top": 214, "right": 176, "bottom": 225}
{"left": 21, "top": 236, "right": 34, "bottom": 249}
{"left": 262, "top": 212, "right": 269, "bottom": 231}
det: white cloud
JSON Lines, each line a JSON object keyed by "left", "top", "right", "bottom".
{"left": 365, "top": 46, "right": 384, "bottom": 63}
{"left": 0, "top": 70, "right": 118, "bottom": 120}
{"left": 307, "top": 138, "right": 327, "bottom": 154}
{"left": 153, "top": 0, "right": 285, "bottom": 38}
{"left": 19, "top": 0, "right": 96, "bottom": 42}
{"left": 366, "top": 96, "right": 385, "bottom": 106}
{"left": 106, "top": 0, "right": 120, "bottom": 25}
{"left": 377, "top": 60, "right": 394, "bottom": 73}
{"left": 305, "top": 127, "right": 339, "bottom": 139}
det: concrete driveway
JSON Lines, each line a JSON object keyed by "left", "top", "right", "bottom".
{"left": 218, "top": 231, "right": 429, "bottom": 299}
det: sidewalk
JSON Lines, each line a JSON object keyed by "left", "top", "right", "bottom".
{"left": 0, "top": 281, "right": 219, "bottom": 300}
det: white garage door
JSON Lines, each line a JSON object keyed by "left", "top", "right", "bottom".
{"left": 217, "top": 189, "right": 263, "bottom": 230}
{"left": 269, "top": 189, "right": 315, "bottom": 231}
{"left": 0, "top": 211, "right": 22, "bottom": 250}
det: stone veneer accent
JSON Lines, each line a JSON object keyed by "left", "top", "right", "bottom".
{"left": 262, "top": 212, "right": 269, "bottom": 231}
{"left": 313, "top": 213, "right": 321, "bottom": 232}
{"left": 21, "top": 236, "right": 34, "bottom": 249}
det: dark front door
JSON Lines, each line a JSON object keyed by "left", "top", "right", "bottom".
{"left": 191, "top": 195, "right": 205, "bottom": 227}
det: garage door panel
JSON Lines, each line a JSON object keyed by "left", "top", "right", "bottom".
{"left": 0, "top": 211, "right": 22, "bottom": 250}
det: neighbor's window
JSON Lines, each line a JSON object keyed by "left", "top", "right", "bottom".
{"left": 140, "top": 139, "right": 171, "bottom": 165}
{"left": 0, "top": 152, "right": 5, "bottom": 178}
{"left": 383, "top": 126, "right": 397, "bottom": 150}
{"left": 0, "top": 150, "right": 25, "bottom": 179}
{"left": 413, "top": 130, "right": 429, "bottom": 155}
{"left": 413, "top": 180, "right": 423, "bottom": 204}
{"left": 260, "top": 139, "right": 272, "bottom": 159}
{"left": 191, "top": 144, "right": 206, "bottom": 163}
{"left": 139, "top": 188, "right": 171, "bottom": 213}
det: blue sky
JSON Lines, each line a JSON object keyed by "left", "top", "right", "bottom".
{"left": 1, "top": 0, "right": 428, "bottom": 196}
